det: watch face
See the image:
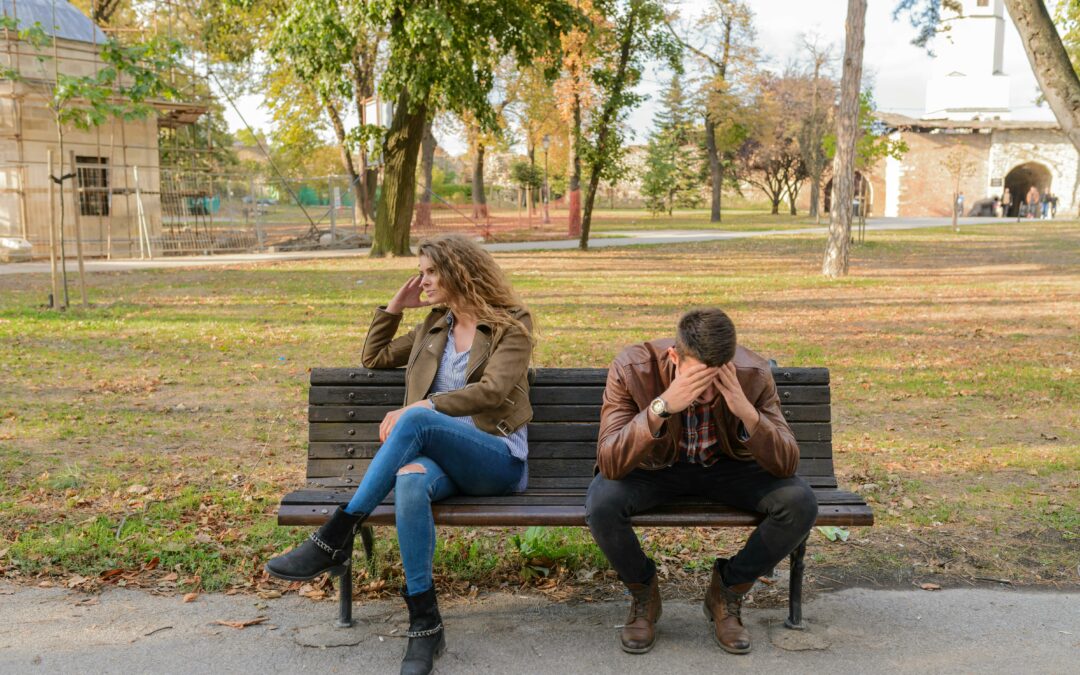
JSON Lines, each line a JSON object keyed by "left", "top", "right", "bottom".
{"left": 650, "top": 398, "right": 667, "bottom": 416}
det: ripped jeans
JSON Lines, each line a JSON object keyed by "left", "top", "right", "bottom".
{"left": 344, "top": 407, "right": 524, "bottom": 595}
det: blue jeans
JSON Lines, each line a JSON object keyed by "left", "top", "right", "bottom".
{"left": 344, "top": 407, "right": 524, "bottom": 595}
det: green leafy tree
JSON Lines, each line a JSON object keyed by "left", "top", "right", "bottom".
{"left": 367, "top": 0, "right": 580, "bottom": 256}
{"left": 577, "top": 0, "right": 681, "bottom": 249}
{"left": 641, "top": 74, "right": 704, "bottom": 215}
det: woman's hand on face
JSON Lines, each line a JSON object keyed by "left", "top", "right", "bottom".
{"left": 379, "top": 401, "right": 429, "bottom": 442}
{"left": 386, "top": 274, "right": 432, "bottom": 315}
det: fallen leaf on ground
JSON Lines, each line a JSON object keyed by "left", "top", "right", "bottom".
{"left": 919, "top": 582, "right": 941, "bottom": 591}
{"left": 183, "top": 592, "right": 199, "bottom": 603}
{"left": 127, "top": 484, "right": 149, "bottom": 495}
{"left": 213, "top": 617, "right": 268, "bottom": 629}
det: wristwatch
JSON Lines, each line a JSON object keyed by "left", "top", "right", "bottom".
{"left": 649, "top": 396, "right": 671, "bottom": 419}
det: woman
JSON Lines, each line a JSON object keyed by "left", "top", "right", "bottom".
{"left": 266, "top": 234, "right": 533, "bottom": 675}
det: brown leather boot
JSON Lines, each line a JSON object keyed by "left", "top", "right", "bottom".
{"left": 620, "top": 574, "right": 662, "bottom": 654}
{"left": 703, "top": 559, "right": 753, "bottom": 654}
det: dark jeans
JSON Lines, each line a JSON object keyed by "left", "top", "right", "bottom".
{"left": 585, "top": 456, "right": 818, "bottom": 587}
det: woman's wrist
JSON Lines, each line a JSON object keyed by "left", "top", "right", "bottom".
{"left": 385, "top": 300, "right": 404, "bottom": 315}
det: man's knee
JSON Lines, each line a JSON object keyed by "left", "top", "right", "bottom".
{"left": 770, "top": 482, "right": 818, "bottom": 531}
{"left": 585, "top": 476, "right": 630, "bottom": 527}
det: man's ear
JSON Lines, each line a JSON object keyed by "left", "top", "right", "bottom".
{"left": 667, "top": 346, "right": 679, "bottom": 369}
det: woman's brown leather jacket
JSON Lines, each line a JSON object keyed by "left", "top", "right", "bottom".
{"left": 361, "top": 306, "right": 534, "bottom": 436}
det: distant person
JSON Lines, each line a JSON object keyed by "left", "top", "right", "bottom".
{"left": 1026, "top": 186, "right": 1040, "bottom": 218}
{"left": 955, "top": 192, "right": 965, "bottom": 217}
{"left": 1042, "top": 192, "right": 1052, "bottom": 219}
{"left": 1051, "top": 193, "right": 1059, "bottom": 217}
{"left": 1000, "top": 188, "right": 1011, "bottom": 217}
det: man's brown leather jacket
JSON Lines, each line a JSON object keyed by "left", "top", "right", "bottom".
{"left": 361, "top": 306, "right": 533, "bottom": 436}
{"left": 596, "top": 338, "right": 799, "bottom": 480}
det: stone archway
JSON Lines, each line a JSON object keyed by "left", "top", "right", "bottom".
{"left": 1003, "top": 162, "right": 1052, "bottom": 216}
{"left": 824, "top": 172, "right": 873, "bottom": 216}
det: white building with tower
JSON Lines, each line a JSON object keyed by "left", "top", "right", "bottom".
{"left": 815, "top": 0, "right": 1080, "bottom": 218}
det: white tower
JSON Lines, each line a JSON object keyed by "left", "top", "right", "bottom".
{"left": 923, "top": 0, "right": 1011, "bottom": 120}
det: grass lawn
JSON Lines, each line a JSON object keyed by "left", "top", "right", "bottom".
{"left": 0, "top": 219, "right": 1076, "bottom": 602}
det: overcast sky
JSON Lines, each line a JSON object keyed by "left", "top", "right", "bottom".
{"left": 219, "top": 0, "right": 1056, "bottom": 156}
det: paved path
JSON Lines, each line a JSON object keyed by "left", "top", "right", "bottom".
{"left": 0, "top": 583, "right": 1075, "bottom": 674}
{"left": 0, "top": 217, "right": 1021, "bottom": 276}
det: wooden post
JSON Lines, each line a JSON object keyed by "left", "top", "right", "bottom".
{"left": 46, "top": 150, "right": 60, "bottom": 309}
{"left": 69, "top": 151, "right": 88, "bottom": 307}
{"left": 133, "top": 166, "right": 153, "bottom": 260}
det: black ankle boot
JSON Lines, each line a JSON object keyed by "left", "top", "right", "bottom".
{"left": 265, "top": 507, "right": 365, "bottom": 581}
{"left": 400, "top": 587, "right": 445, "bottom": 675}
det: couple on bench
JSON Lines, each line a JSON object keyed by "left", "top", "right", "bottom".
{"left": 265, "top": 234, "right": 817, "bottom": 675}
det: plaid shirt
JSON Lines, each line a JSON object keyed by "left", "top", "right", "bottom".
{"left": 679, "top": 402, "right": 720, "bottom": 466}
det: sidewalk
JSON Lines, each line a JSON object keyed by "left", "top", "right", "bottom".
{"left": 0, "top": 583, "right": 1075, "bottom": 674}
{"left": 0, "top": 217, "right": 1019, "bottom": 276}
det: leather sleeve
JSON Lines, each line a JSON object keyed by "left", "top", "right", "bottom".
{"left": 596, "top": 362, "right": 669, "bottom": 480}
{"left": 744, "top": 372, "right": 800, "bottom": 477}
{"left": 360, "top": 307, "right": 421, "bottom": 369}
{"left": 428, "top": 314, "right": 533, "bottom": 417}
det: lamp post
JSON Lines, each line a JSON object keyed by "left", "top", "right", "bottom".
{"left": 541, "top": 134, "right": 551, "bottom": 224}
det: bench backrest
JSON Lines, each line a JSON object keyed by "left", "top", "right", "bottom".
{"left": 306, "top": 367, "right": 835, "bottom": 491}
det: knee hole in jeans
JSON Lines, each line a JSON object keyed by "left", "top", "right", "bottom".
{"left": 397, "top": 463, "right": 427, "bottom": 476}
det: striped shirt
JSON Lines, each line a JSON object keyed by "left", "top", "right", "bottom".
{"left": 428, "top": 313, "right": 528, "bottom": 492}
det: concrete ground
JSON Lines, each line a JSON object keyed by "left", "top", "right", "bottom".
{"left": 0, "top": 583, "right": 1076, "bottom": 674}
{"left": 0, "top": 216, "right": 1020, "bottom": 275}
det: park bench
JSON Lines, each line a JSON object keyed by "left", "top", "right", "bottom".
{"left": 276, "top": 366, "right": 874, "bottom": 629}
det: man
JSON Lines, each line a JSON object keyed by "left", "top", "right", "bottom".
{"left": 586, "top": 309, "right": 817, "bottom": 655}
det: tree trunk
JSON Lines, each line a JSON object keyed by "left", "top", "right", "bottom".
{"left": 704, "top": 115, "right": 722, "bottom": 222}
{"left": 416, "top": 120, "right": 436, "bottom": 229}
{"left": 809, "top": 174, "right": 821, "bottom": 222}
{"left": 472, "top": 141, "right": 488, "bottom": 220}
{"left": 770, "top": 197, "right": 780, "bottom": 215}
{"left": 580, "top": 3, "right": 638, "bottom": 250}
{"left": 567, "top": 95, "right": 582, "bottom": 237}
{"left": 1004, "top": 0, "right": 1080, "bottom": 154}
{"left": 371, "top": 90, "right": 427, "bottom": 257}
{"left": 323, "top": 97, "right": 367, "bottom": 231}
{"left": 822, "top": 0, "right": 866, "bottom": 278}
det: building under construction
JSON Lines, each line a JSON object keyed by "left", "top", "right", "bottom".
{"left": 0, "top": 0, "right": 205, "bottom": 260}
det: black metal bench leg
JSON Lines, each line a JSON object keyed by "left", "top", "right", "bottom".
{"left": 336, "top": 559, "right": 353, "bottom": 628}
{"left": 785, "top": 536, "right": 808, "bottom": 630}
{"left": 360, "top": 525, "right": 375, "bottom": 571}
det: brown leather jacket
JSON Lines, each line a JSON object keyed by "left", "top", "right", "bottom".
{"left": 361, "top": 306, "right": 534, "bottom": 437}
{"left": 596, "top": 338, "right": 799, "bottom": 480}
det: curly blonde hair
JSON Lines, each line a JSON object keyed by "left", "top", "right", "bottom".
{"left": 417, "top": 234, "right": 533, "bottom": 340}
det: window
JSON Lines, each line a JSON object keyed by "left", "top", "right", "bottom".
{"left": 977, "top": 0, "right": 989, "bottom": 6}
{"left": 76, "top": 156, "right": 110, "bottom": 217}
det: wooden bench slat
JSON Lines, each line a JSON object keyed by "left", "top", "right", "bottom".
{"left": 306, "top": 440, "right": 836, "bottom": 460}
{"left": 310, "top": 384, "right": 830, "bottom": 407}
{"left": 281, "top": 488, "right": 869, "bottom": 508}
{"left": 310, "top": 367, "right": 830, "bottom": 387}
{"left": 304, "top": 457, "right": 837, "bottom": 481}
{"left": 309, "top": 403, "right": 833, "bottom": 425}
{"left": 278, "top": 502, "right": 870, "bottom": 528}
{"left": 308, "top": 421, "right": 831, "bottom": 444}
{"left": 306, "top": 474, "right": 840, "bottom": 490}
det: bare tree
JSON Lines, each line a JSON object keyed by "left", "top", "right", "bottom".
{"left": 797, "top": 37, "right": 835, "bottom": 223}
{"left": 822, "top": 0, "right": 867, "bottom": 278}
{"left": 943, "top": 140, "right": 976, "bottom": 232}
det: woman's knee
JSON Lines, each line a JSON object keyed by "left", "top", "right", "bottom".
{"left": 394, "top": 466, "right": 433, "bottom": 512}
{"left": 395, "top": 406, "right": 440, "bottom": 434}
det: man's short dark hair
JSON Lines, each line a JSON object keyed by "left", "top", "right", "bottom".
{"left": 675, "top": 309, "right": 736, "bottom": 366}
